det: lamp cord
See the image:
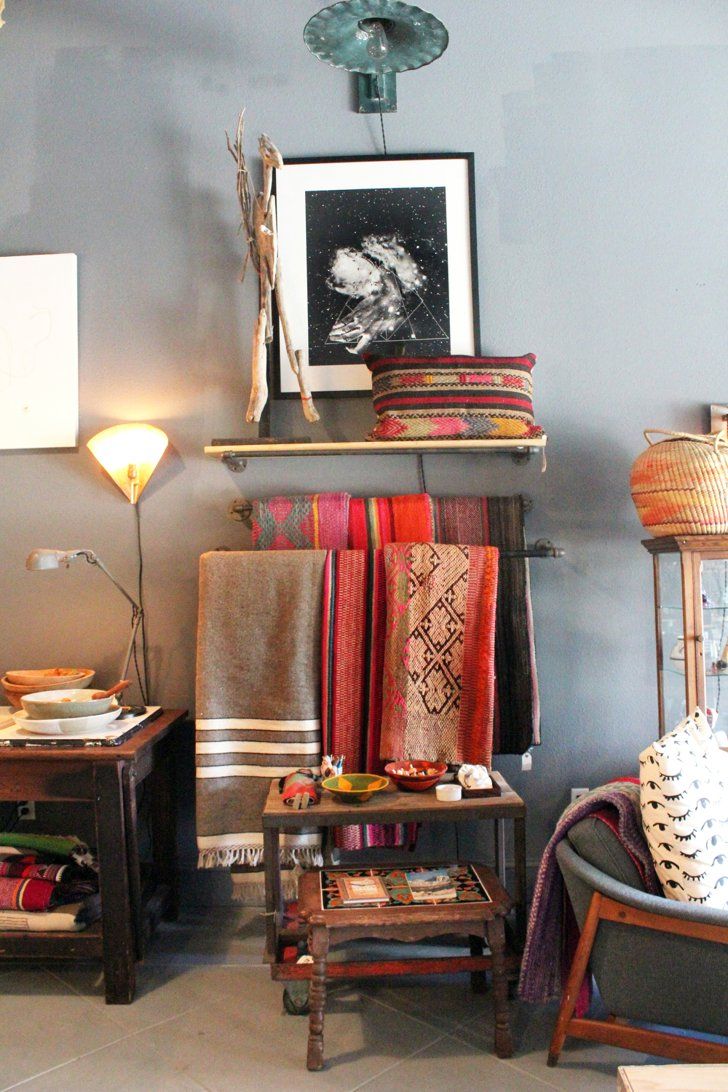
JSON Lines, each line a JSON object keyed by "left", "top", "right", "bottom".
{"left": 134, "top": 503, "right": 150, "bottom": 705}
{"left": 376, "top": 73, "right": 388, "bottom": 156}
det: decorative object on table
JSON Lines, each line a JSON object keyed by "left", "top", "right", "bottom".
{"left": 251, "top": 492, "right": 350, "bottom": 550}
{"left": 457, "top": 764, "right": 492, "bottom": 791}
{"left": 226, "top": 111, "right": 318, "bottom": 424}
{"left": 273, "top": 153, "right": 478, "bottom": 397}
{"left": 196, "top": 550, "right": 326, "bottom": 871}
{"left": 631, "top": 427, "right": 728, "bottom": 536}
{"left": 25, "top": 548, "right": 148, "bottom": 703}
{"left": 640, "top": 708, "right": 728, "bottom": 910}
{"left": 435, "top": 783, "right": 461, "bottom": 802}
{"left": 0, "top": 705, "right": 161, "bottom": 748}
{"left": 87, "top": 422, "right": 167, "bottom": 504}
{"left": 384, "top": 759, "right": 446, "bottom": 791}
{"left": 366, "top": 352, "right": 544, "bottom": 441}
{"left": 20, "top": 688, "right": 120, "bottom": 720}
{"left": 11, "top": 707, "right": 123, "bottom": 736}
{"left": 321, "top": 772, "right": 389, "bottom": 803}
{"left": 5, "top": 667, "right": 94, "bottom": 688}
{"left": 321, "top": 864, "right": 490, "bottom": 909}
{"left": 380, "top": 543, "right": 499, "bottom": 766}
{"left": 304, "top": 0, "right": 449, "bottom": 114}
{"left": 1, "top": 668, "right": 95, "bottom": 708}
{"left": 279, "top": 769, "right": 321, "bottom": 809}
{"left": 518, "top": 780, "right": 660, "bottom": 1006}
{"left": 321, "top": 549, "right": 412, "bottom": 849}
{"left": 0, "top": 254, "right": 78, "bottom": 450}
{"left": 320, "top": 754, "right": 344, "bottom": 779}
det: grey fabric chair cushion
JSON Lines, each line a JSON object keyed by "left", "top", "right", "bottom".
{"left": 567, "top": 816, "right": 646, "bottom": 891}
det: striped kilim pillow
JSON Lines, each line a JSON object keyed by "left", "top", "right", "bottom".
{"left": 366, "top": 353, "right": 544, "bottom": 441}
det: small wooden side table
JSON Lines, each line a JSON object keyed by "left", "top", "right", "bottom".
{"left": 0, "top": 708, "right": 186, "bottom": 1003}
{"left": 298, "top": 864, "right": 513, "bottom": 1071}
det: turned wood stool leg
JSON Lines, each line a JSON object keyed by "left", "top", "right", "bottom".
{"left": 307, "top": 924, "right": 329, "bottom": 1071}
{"left": 486, "top": 915, "right": 513, "bottom": 1058}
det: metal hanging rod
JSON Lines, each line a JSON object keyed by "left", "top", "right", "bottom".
{"left": 227, "top": 499, "right": 563, "bottom": 559}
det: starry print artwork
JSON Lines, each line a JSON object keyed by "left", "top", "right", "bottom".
{"left": 305, "top": 186, "right": 451, "bottom": 367}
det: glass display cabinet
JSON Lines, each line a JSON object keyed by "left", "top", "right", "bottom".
{"left": 644, "top": 535, "right": 728, "bottom": 735}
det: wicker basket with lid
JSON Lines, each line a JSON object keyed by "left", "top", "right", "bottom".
{"left": 630, "top": 427, "right": 728, "bottom": 536}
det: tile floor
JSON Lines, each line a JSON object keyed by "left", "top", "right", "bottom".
{"left": 0, "top": 908, "right": 674, "bottom": 1091}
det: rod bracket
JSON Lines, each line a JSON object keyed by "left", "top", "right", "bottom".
{"left": 221, "top": 453, "right": 248, "bottom": 473}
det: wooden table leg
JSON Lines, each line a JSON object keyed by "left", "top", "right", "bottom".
{"left": 93, "top": 762, "right": 136, "bottom": 1004}
{"left": 486, "top": 915, "right": 513, "bottom": 1058}
{"left": 263, "top": 825, "right": 281, "bottom": 962}
{"left": 122, "top": 765, "right": 144, "bottom": 959}
{"left": 307, "top": 924, "right": 329, "bottom": 1071}
{"left": 469, "top": 935, "right": 487, "bottom": 994}
{"left": 513, "top": 815, "right": 527, "bottom": 948}
{"left": 151, "top": 736, "right": 179, "bottom": 921}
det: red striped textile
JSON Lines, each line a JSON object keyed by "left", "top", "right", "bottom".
{"left": 322, "top": 550, "right": 411, "bottom": 850}
{"left": 347, "top": 494, "right": 434, "bottom": 549}
{"left": 0, "top": 876, "right": 59, "bottom": 911}
{"left": 380, "top": 543, "right": 499, "bottom": 767}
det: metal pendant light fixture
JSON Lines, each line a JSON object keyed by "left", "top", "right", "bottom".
{"left": 304, "top": 0, "right": 448, "bottom": 114}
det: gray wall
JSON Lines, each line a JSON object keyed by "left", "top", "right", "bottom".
{"left": 1, "top": 1, "right": 727, "bottom": 874}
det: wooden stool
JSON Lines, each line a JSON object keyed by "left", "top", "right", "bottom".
{"left": 298, "top": 864, "right": 514, "bottom": 1071}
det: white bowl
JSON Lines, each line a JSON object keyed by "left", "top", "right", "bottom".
{"left": 12, "top": 707, "right": 123, "bottom": 736}
{"left": 21, "top": 689, "right": 118, "bottom": 720}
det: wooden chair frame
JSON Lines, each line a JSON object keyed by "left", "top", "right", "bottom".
{"left": 548, "top": 890, "right": 728, "bottom": 1066}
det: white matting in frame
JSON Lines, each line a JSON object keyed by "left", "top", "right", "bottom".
{"left": 0, "top": 253, "right": 79, "bottom": 449}
{"left": 274, "top": 156, "right": 478, "bottom": 397}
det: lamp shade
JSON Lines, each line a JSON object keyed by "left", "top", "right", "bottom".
{"left": 304, "top": 0, "right": 448, "bottom": 75}
{"left": 87, "top": 423, "right": 168, "bottom": 504}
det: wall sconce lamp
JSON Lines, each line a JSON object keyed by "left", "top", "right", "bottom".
{"left": 87, "top": 423, "right": 168, "bottom": 504}
{"left": 25, "top": 549, "right": 143, "bottom": 685}
{"left": 304, "top": 0, "right": 448, "bottom": 114}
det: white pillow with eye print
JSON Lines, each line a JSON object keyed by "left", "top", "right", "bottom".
{"left": 639, "top": 709, "right": 728, "bottom": 908}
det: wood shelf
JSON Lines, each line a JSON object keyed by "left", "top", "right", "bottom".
{"left": 205, "top": 436, "right": 547, "bottom": 471}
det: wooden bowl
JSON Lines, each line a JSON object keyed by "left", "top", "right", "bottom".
{"left": 2, "top": 672, "right": 95, "bottom": 709}
{"left": 5, "top": 668, "right": 94, "bottom": 688}
{"left": 322, "top": 773, "right": 389, "bottom": 804}
{"left": 384, "top": 760, "right": 448, "bottom": 792}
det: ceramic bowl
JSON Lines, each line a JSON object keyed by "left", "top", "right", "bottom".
{"left": 21, "top": 689, "right": 119, "bottom": 720}
{"left": 12, "top": 707, "right": 122, "bottom": 736}
{"left": 322, "top": 773, "right": 389, "bottom": 804}
{"left": 5, "top": 668, "right": 94, "bottom": 689}
{"left": 384, "top": 760, "right": 448, "bottom": 792}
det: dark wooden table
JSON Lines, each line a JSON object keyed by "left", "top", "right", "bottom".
{"left": 262, "top": 770, "right": 527, "bottom": 979}
{"left": 298, "top": 864, "right": 513, "bottom": 1070}
{"left": 0, "top": 708, "right": 186, "bottom": 1003}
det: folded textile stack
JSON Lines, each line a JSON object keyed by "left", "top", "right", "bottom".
{"left": 0, "top": 833, "right": 100, "bottom": 931}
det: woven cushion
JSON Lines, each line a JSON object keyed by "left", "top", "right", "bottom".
{"left": 365, "top": 353, "right": 544, "bottom": 441}
{"left": 639, "top": 709, "right": 728, "bottom": 908}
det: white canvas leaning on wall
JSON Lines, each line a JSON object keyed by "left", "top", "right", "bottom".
{"left": 0, "top": 253, "right": 79, "bottom": 449}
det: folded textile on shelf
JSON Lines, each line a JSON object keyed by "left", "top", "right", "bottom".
{"left": 321, "top": 549, "right": 411, "bottom": 850}
{"left": 0, "top": 855, "right": 94, "bottom": 885}
{"left": 347, "top": 493, "right": 434, "bottom": 549}
{"left": 0, "top": 873, "right": 96, "bottom": 912}
{"left": 0, "top": 893, "right": 101, "bottom": 932}
{"left": 196, "top": 550, "right": 326, "bottom": 870}
{"left": 251, "top": 492, "right": 350, "bottom": 550}
{"left": 0, "top": 833, "right": 98, "bottom": 872}
{"left": 380, "top": 543, "right": 499, "bottom": 767}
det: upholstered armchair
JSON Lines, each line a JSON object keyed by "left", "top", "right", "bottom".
{"left": 548, "top": 820, "right": 728, "bottom": 1065}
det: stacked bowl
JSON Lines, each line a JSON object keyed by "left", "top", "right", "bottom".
{"left": 2, "top": 668, "right": 95, "bottom": 708}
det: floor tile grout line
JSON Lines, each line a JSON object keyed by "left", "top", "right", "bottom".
{"left": 445, "top": 1025, "right": 563, "bottom": 1091}
{"left": 356, "top": 990, "right": 475, "bottom": 1035}
{"left": 347, "top": 1034, "right": 451, "bottom": 1092}
{"left": 0, "top": 1006, "right": 205, "bottom": 1092}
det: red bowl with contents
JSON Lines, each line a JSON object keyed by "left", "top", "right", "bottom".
{"left": 384, "top": 760, "right": 447, "bottom": 792}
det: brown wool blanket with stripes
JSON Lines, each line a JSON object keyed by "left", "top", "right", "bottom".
{"left": 195, "top": 550, "right": 326, "bottom": 869}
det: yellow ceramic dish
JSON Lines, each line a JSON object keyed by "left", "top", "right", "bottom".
{"left": 322, "top": 773, "right": 389, "bottom": 804}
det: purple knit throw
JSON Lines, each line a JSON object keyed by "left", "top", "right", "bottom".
{"left": 518, "top": 781, "right": 660, "bottom": 1004}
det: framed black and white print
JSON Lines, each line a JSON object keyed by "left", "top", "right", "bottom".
{"left": 272, "top": 154, "right": 479, "bottom": 398}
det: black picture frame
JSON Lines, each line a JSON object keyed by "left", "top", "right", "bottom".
{"left": 271, "top": 153, "right": 480, "bottom": 400}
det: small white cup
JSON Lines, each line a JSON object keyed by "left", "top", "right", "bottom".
{"left": 436, "top": 783, "right": 462, "bottom": 802}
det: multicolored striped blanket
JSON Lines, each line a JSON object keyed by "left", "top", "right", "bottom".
{"left": 196, "top": 550, "right": 327, "bottom": 869}
{"left": 380, "top": 543, "right": 499, "bottom": 766}
{"left": 348, "top": 494, "right": 434, "bottom": 548}
{"left": 321, "top": 550, "right": 410, "bottom": 850}
{"left": 251, "top": 493, "right": 350, "bottom": 550}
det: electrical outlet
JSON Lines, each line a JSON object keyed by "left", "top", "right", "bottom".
{"left": 710, "top": 404, "right": 728, "bottom": 433}
{"left": 570, "top": 787, "right": 589, "bottom": 804}
{"left": 18, "top": 801, "right": 36, "bottom": 821}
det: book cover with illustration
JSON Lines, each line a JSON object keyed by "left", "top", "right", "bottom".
{"left": 321, "top": 865, "right": 492, "bottom": 910}
{"left": 405, "top": 868, "right": 458, "bottom": 902}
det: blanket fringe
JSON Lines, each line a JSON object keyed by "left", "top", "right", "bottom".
{"left": 197, "top": 846, "right": 323, "bottom": 870}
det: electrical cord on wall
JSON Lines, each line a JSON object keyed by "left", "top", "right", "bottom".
{"left": 134, "top": 503, "right": 150, "bottom": 706}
